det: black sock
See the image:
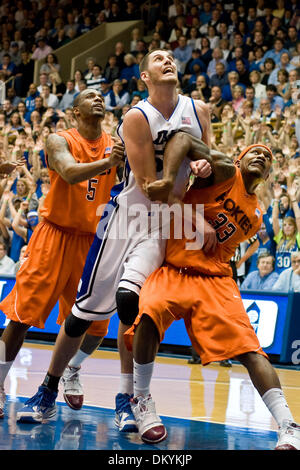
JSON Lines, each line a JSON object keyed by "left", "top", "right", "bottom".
{"left": 42, "top": 373, "right": 60, "bottom": 392}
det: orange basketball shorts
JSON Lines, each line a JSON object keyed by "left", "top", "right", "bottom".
{"left": 0, "top": 220, "right": 109, "bottom": 336}
{"left": 124, "top": 265, "right": 268, "bottom": 366}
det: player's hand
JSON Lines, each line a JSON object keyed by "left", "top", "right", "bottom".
{"left": 202, "top": 219, "right": 217, "bottom": 253}
{"left": 109, "top": 140, "right": 125, "bottom": 167}
{"left": 0, "top": 157, "right": 26, "bottom": 176}
{"left": 143, "top": 178, "right": 173, "bottom": 203}
{"left": 190, "top": 159, "right": 212, "bottom": 179}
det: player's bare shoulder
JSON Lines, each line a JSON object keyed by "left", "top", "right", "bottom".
{"left": 45, "top": 133, "right": 72, "bottom": 171}
{"left": 193, "top": 99, "right": 210, "bottom": 113}
{"left": 123, "top": 106, "right": 148, "bottom": 129}
{"left": 46, "top": 133, "right": 68, "bottom": 154}
{"left": 122, "top": 106, "right": 151, "bottom": 142}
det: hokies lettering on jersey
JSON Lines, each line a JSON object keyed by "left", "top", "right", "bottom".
{"left": 214, "top": 190, "right": 255, "bottom": 238}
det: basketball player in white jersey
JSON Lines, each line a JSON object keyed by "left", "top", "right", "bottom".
{"left": 16, "top": 49, "right": 215, "bottom": 431}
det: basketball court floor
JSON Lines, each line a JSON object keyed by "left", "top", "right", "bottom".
{"left": 0, "top": 341, "right": 299, "bottom": 451}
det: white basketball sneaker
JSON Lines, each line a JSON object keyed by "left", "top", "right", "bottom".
{"left": 275, "top": 420, "right": 300, "bottom": 450}
{"left": 130, "top": 394, "right": 167, "bottom": 444}
{"left": 61, "top": 366, "right": 84, "bottom": 410}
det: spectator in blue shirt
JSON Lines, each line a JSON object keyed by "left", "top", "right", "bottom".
{"left": 241, "top": 253, "right": 279, "bottom": 291}
{"left": 266, "top": 84, "right": 285, "bottom": 111}
{"left": 210, "top": 62, "right": 228, "bottom": 88}
{"left": 0, "top": 54, "right": 17, "bottom": 81}
{"left": 262, "top": 37, "right": 289, "bottom": 66}
{"left": 267, "top": 51, "right": 296, "bottom": 86}
{"left": 25, "top": 84, "right": 40, "bottom": 115}
{"left": 227, "top": 47, "right": 249, "bottom": 73}
{"left": 222, "top": 71, "right": 246, "bottom": 102}
{"left": 199, "top": 1, "right": 212, "bottom": 25}
{"left": 272, "top": 252, "right": 300, "bottom": 292}
{"left": 173, "top": 36, "right": 193, "bottom": 74}
{"left": 247, "top": 221, "right": 277, "bottom": 273}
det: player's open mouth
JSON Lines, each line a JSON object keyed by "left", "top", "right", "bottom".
{"left": 163, "top": 67, "right": 174, "bottom": 74}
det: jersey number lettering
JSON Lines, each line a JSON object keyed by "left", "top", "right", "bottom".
{"left": 277, "top": 255, "right": 291, "bottom": 269}
{"left": 210, "top": 213, "right": 237, "bottom": 243}
{"left": 86, "top": 178, "right": 98, "bottom": 201}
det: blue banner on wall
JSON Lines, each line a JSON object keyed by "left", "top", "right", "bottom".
{"left": 0, "top": 278, "right": 297, "bottom": 361}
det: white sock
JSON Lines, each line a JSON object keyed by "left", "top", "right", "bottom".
{"left": 133, "top": 360, "right": 154, "bottom": 397}
{"left": 120, "top": 373, "right": 134, "bottom": 395}
{"left": 68, "top": 349, "right": 89, "bottom": 369}
{"left": 0, "top": 361, "right": 14, "bottom": 388}
{"left": 262, "top": 388, "right": 294, "bottom": 427}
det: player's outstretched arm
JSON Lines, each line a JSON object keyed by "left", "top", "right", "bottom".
{"left": 46, "top": 134, "right": 124, "bottom": 184}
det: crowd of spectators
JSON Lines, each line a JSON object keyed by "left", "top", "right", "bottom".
{"left": 0, "top": 0, "right": 299, "bottom": 292}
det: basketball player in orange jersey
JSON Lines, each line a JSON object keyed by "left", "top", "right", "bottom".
{"left": 0, "top": 89, "right": 124, "bottom": 419}
{"left": 125, "top": 138, "right": 300, "bottom": 450}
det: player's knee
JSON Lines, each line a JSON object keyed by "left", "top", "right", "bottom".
{"left": 64, "top": 313, "right": 92, "bottom": 338}
{"left": 116, "top": 287, "right": 139, "bottom": 325}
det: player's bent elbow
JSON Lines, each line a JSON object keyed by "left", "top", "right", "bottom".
{"left": 166, "top": 131, "right": 192, "bottom": 154}
{"left": 61, "top": 168, "right": 80, "bottom": 185}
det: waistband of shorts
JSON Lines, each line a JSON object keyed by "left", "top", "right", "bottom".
{"left": 163, "top": 262, "right": 225, "bottom": 277}
{"left": 42, "top": 218, "right": 95, "bottom": 237}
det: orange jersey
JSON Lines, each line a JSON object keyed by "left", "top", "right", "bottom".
{"left": 166, "top": 167, "right": 263, "bottom": 276}
{"left": 40, "top": 128, "right": 116, "bottom": 234}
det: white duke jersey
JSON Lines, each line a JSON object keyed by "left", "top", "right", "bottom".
{"left": 73, "top": 96, "right": 204, "bottom": 319}
{"left": 115, "top": 94, "right": 204, "bottom": 209}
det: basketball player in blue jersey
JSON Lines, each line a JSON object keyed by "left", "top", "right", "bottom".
{"left": 16, "top": 50, "right": 215, "bottom": 433}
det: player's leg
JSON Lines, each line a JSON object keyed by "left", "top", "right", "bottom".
{"left": 57, "top": 235, "right": 108, "bottom": 411}
{"left": 192, "top": 273, "right": 300, "bottom": 451}
{"left": 129, "top": 313, "right": 168, "bottom": 444}
{"left": 62, "top": 333, "right": 104, "bottom": 410}
{"left": 18, "top": 205, "right": 131, "bottom": 424}
{"left": 14, "top": 325, "right": 88, "bottom": 424}
{"left": 144, "top": 132, "right": 210, "bottom": 202}
{"left": 114, "top": 288, "right": 139, "bottom": 432}
{"left": 0, "top": 321, "right": 31, "bottom": 418}
{"left": 114, "top": 238, "right": 166, "bottom": 433}
{"left": 0, "top": 222, "right": 72, "bottom": 420}
{"left": 16, "top": 313, "right": 92, "bottom": 424}
{"left": 236, "top": 352, "right": 300, "bottom": 450}
{"left": 124, "top": 265, "right": 181, "bottom": 444}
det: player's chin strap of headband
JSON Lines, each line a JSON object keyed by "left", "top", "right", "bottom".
{"left": 235, "top": 144, "right": 273, "bottom": 166}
